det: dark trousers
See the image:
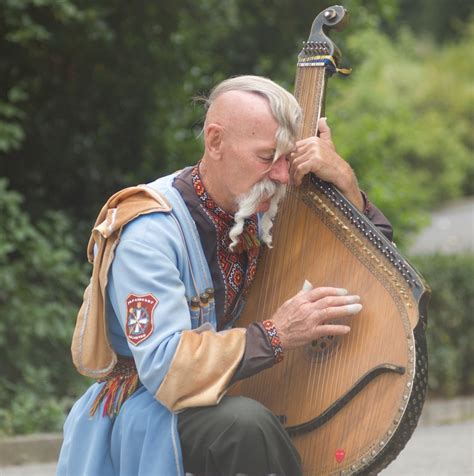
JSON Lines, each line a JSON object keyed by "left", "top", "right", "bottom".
{"left": 178, "top": 396, "right": 302, "bottom": 476}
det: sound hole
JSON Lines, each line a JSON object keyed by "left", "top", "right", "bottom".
{"left": 305, "top": 334, "right": 340, "bottom": 361}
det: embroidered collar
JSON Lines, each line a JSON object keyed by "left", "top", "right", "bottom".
{"left": 191, "top": 165, "right": 260, "bottom": 253}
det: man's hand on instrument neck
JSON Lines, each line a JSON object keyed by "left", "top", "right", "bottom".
{"left": 289, "top": 117, "right": 364, "bottom": 212}
{"left": 270, "top": 286, "right": 363, "bottom": 350}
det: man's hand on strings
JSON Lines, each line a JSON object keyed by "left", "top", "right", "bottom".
{"left": 269, "top": 286, "right": 363, "bottom": 350}
{"left": 289, "top": 117, "right": 364, "bottom": 211}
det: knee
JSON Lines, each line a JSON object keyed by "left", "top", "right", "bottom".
{"left": 223, "top": 396, "right": 280, "bottom": 439}
{"left": 213, "top": 397, "right": 301, "bottom": 474}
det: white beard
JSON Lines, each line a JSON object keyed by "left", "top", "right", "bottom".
{"left": 229, "top": 179, "right": 287, "bottom": 251}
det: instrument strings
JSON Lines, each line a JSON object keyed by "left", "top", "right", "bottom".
{"left": 256, "top": 65, "right": 333, "bottom": 428}
{"left": 255, "top": 64, "right": 384, "bottom": 463}
{"left": 239, "top": 58, "right": 412, "bottom": 473}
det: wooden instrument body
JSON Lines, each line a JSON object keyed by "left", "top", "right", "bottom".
{"left": 231, "top": 177, "right": 429, "bottom": 474}
{"left": 230, "top": 6, "right": 429, "bottom": 475}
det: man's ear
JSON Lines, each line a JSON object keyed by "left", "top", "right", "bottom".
{"left": 204, "top": 123, "right": 223, "bottom": 160}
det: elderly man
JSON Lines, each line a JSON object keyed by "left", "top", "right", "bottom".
{"left": 58, "top": 76, "right": 392, "bottom": 476}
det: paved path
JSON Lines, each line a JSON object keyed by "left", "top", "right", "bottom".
{"left": 381, "top": 420, "right": 473, "bottom": 476}
{"left": 2, "top": 420, "right": 473, "bottom": 475}
{"left": 1, "top": 462, "right": 56, "bottom": 475}
{"left": 410, "top": 196, "right": 474, "bottom": 254}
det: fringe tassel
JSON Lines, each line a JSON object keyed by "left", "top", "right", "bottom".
{"left": 235, "top": 229, "right": 261, "bottom": 254}
{"left": 89, "top": 372, "right": 139, "bottom": 418}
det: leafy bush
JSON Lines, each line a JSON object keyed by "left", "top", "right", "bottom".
{"left": 1, "top": 0, "right": 472, "bottom": 244}
{"left": 411, "top": 253, "right": 474, "bottom": 397}
{"left": 327, "top": 24, "right": 473, "bottom": 246}
{"left": 0, "top": 179, "right": 89, "bottom": 436}
{"left": 0, "top": 176, "right": 472, "bottom": 436}
{"left": 1, "top": 0, "right": 473, "bottom": 435}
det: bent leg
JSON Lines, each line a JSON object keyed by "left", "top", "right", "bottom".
{"left": 178, "top": 396, "right": 302, "bottom": 476}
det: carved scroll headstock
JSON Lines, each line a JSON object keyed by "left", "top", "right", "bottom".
{"left": 299, "top": 5, "right": 349, "bottom": 65}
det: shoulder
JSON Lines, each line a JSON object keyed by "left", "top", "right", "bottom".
{"left": 112, "top": 211, "right": 190, "bottom": 277}
{"left": 120, "top": 211, "right": 184, "bottom": 257}
{"left": 120, "top": 212, "right": 179, "bottom": 246}
{"left": 115, "top": 171, "right": 196, "bottom": 260}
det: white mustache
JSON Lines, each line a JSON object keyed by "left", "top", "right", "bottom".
{"left": 229, "top": 179, "right": 286, "bottom": 250}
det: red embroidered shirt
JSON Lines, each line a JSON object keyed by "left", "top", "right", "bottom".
{"left": 191, "top": 165, "right": 260, "bottom": 327}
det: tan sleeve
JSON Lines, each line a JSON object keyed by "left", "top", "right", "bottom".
{"left": 156, "top": 328, "right": 246, "bottom": 412}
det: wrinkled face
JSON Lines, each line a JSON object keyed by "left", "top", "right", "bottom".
{"left": 204, "top": 91, "right": 290, "bottom": 213}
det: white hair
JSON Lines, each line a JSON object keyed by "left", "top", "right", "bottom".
{"left": 205, "top": 75, "right": 302, "bottom": 160}
{"left": 204, "top": 76, "right": 301, "bottom": 250}
{"left": 229, "top": 179, "right": 287, "bottom": 250}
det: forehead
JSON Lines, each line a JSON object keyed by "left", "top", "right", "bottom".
{"left": 233, "top": 107, "right": 278, "bottom": 149}
{"left": 209, "top": 91, "right": 279, "bottom": 143}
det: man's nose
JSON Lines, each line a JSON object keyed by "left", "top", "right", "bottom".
{"left": 268, "top": 156, "right": 289, "bottom": 184}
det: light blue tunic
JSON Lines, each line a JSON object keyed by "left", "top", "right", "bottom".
{"left": 57, "top": 172, "right": 218, "bottom": 475}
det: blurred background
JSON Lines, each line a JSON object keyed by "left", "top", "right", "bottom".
{"left": 0, "top": 0, "right": 472, "bottom": 440}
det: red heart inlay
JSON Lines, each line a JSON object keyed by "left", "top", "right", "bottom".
{"left": 335, "top": 449, "right": 346, "bottom": 463}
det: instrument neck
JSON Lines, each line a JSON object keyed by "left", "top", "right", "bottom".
{"left": 294, "top": 65, "right": 328, "bottom": 140}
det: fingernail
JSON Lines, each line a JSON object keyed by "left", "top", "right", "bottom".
{"left": 346, "top": 303, "right": 363, "bottom": 314}
{"left": 336, "top": 288, "right": 348, "bottom": 296}
{"left": 302, "top": 280, "right": 313, "bottom": 292}
{"left": 347, "top": 295, "right": 361, "bottom": 304}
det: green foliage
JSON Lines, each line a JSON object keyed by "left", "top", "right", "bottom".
{"left": 0, "top": 179, "right": 89, "bottom": 436}
{"left": 0, "top": 0, "right": 409, "bottom": 228}
{"left": 397, "top": 0, "right": 473, "bottom": 41}
{"left": 0, "top": 86, "right": 27, "bottom": 152}
{"left": 146, "top": 0, "right": 401, "bottom": 175}
{"left": 327, "top": 24, "right": 473, "bottom": 245}
{"left": 0, "top": 0, "right": 472, "bottom": 435}
{"left": 0, "top": 0, "right": 108, "bottom": 155}
{"left": 1, "top": 0, "right": 471, "bottom": 243}
{"left": 411, "top": 253, "right": 474, "bottom": 397}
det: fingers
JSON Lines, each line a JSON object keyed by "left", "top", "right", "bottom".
{"left": 292, "top": 118, "right": 333, "bottom": 149}
{"left": 275, "top": 285, "right": 363, "bottom": 349}
{"left": 290, "top": 157, "right": 313, "bottom": 186}
{"left": 302, "top": 288, "right": 363, "bottom": 337}
{"left": 306, "top": 295, "right": 361, "bottom": 311}
{"left": 306, "top": 300, "right": 362, "bottom": 342}
{"left": 292, "top": 138, "right": 314, "bottom": 154}
{"left": 304, "top": 293, "right": 362, "bottom": 325}
{"left": 289, "top": 133, "right": 338, "bottom": 186}
{"left": 291, "top": 118, "right": 334, "bottom": 160}
{"left": 314, "top": 324, "right": 351, "bottom": 337}
{"left": 304, "top": 286, "right": 350, "bottom": 301}
{"left": 314, "top": 302, "right": 363, "bottom": 323}
{"left": 318, "top": 117, "right": 332, "bottom": 142}
{"left": 293, "top": 287, "right": 362, "bottom": 316}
